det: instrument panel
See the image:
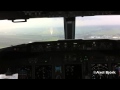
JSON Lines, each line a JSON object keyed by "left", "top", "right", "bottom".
{"left": 17, "top": 66, "right": 32, "bottom": 79}
{"left": 65, "top": 64, "right": 82, "bottom": 79}
{"left": 91, "top": 64, "right": 109, "bottom": 79}
{"left": 29, "top": 40, "right": 116, "bottom": 52}
{"left": 0, "top": 40, "right": 120, "bottom": 79}
{"left": 35, "top": 65, "right": 52, "bottom": 79}
{"left": 111, "top": 63, "right": 120, "bottom": 79}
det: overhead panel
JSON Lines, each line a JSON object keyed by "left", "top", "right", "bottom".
{"left": 0, "top": 11, "right": 119, "bottom": 20}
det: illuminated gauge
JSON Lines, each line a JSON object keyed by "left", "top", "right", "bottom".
{"left": 65, "top": 64, "right": 82, "bottom": 79}
{"left": 46, "top": 44, "right": 52, "bottom": 51}
{"left": 55, "top": 43, "right": 60, "bottom": 51}
{"left": 91, "top": 64, "right": 109, "bottom": 79}
{"left": 73, "top": 43, "right": 78, "bottom": 50}
{"left": 17, "top": 66, "right": 32, "bottom": 79}
{"left": 35, "top": 65, "right": 52, "bottom": 79}
{"left": 111, "top": 63, "right": 120, "bottom": 79}
{"left": 92, "top": 42, "right": 98, "bottom": 50}
{"left": 55, "top": 66, "right": 62, "bottom": 73}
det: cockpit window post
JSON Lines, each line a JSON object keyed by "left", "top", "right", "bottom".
{"left": 64, "top": 17, "right": 75, "bottom": 39}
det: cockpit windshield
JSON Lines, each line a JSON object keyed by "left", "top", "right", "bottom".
{"left": 1, "top": 15, "right": 120, "bottom": 49}
{"left": 0, "top": 17, "right": 64, "bottom": 49}
{"left": 75, "top": 15, "right": 120, "bottom": 40}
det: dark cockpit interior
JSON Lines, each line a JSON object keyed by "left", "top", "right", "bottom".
{"left": 0, "top": 11, "right": 120, "bottom": 79}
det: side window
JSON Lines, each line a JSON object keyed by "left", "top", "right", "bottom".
{"left": 75, "top": 16, "right": 120, "bottom": 40}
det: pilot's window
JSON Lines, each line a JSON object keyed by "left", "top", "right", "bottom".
{"left": 0, "top": 17, "right": 64, "bottom": 49}
{"left": 75, "top": 15, "right": 120, "bottom": 40}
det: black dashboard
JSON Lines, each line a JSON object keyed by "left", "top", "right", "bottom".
{"left": 0, "top": 39, "right": 120, "bottom": 79}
